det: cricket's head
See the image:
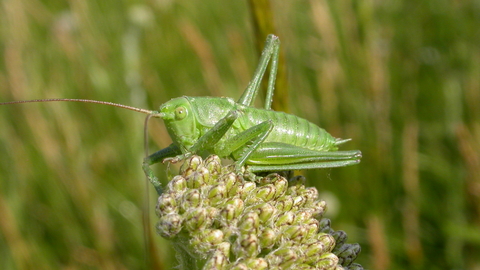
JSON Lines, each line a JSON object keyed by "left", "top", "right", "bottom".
{"left": 158, "top": 97, "right": 197, "bottom": 147}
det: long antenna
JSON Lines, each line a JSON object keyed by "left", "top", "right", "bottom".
{"left": 0, "top": 99, "right": 156, "bottom": 115}
{"left": 3, "top": 97, "right": 163, "bottom": 268}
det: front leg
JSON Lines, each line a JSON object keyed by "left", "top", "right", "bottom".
{"left": 143, "top": 143, "right": 182, "bottom": 195}
{"left": 163, "top": 109, "right": 241, "bottom": 165}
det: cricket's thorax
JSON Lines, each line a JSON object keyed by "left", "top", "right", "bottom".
{"left": 186, "top": 97, "right": 239, "bottom": 145}
{"left": 187, "top": 96, "right": 237, "bottom": 128}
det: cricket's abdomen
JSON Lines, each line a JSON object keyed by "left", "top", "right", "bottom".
{"left": 238, "top": 107, "right": 338, "bottom": 152}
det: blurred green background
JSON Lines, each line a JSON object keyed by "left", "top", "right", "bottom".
{"left": 1, "top": 0, "right": 479, "bottom": 269}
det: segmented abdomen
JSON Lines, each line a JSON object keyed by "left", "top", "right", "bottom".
{"left": 238, "top": 107, "right": 338, "bottom": 151}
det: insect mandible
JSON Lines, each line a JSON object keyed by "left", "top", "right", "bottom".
{"left": 1, "top": 34, "right": 362, "bottom": 196}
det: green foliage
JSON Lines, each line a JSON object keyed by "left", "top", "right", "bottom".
{"left": 0, "top": 0, "right": 479, "bottom": 269}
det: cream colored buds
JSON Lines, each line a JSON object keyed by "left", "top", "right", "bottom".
{"left": 155, "top": 155, "right": 363, "bottom": 269}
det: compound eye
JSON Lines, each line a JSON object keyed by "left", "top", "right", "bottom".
{"left": 174, "top": 106, "right": 187, "bottom": 120}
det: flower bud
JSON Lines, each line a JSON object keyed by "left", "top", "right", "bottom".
{"left": 303, "top": 187, "right": 318, "bottom": 205}
{"left": 218, "top": 172, "right": 238, "bottom": 195}
{"left": 167, "top": 175, "right": 187, "bottom": 193}
{"left": 238, "top": 182, "right": 256, "bottom": 200}
{"left": 275, "top": 211, "right": 295, "bottom": 227}
{"left": 208, "top": 183, "right": 227, "bottom": 205}
{"left": 225, "top": 197, "right": 245, "bottom": 215}
{"left": 252, "top": 202, "right": 276, "bottom": 224}
{"left": 239, "top": 212, "right": 260, "bottom": 233}
{"left": 218, "top": 198, "right": 244, "bottom": 226}
{"left": 304, "top": 240, "right": 328, "bottom": 262}
{"left": 180, "top": 189, "right": 201, "bottom": 211}
{"left": 319, "top": 218, "right": 332, "bottom": 233}
{"left": 203, "top": 249, "right": 228, "bottom": 270}
{"left": 156, "top": 213, "right": 183, "bottom": 238}
{"left": 204, "top": 155, "right": 222, "bottom": 178}
{"left": 311, "top": 200, "right": 327, "bottom": 219}
{"left": 221, "top": 226, "right": 235, "bottom": 240}
{"left": 236, "top": 233, "right": 259, "bottom": 258}
{"left": 255, "top": 184, "right": 277, "bottom": 201}
{"left": 275, "top": 196, "right": 294, "bottom": 212}
{"left": 331, "top": 230, "right": 348, "bottom": 249}
{"left": 304, "top": 219, "right": 320, "bottom": 239}
{"left": 273, "top": 177, "right": 288, "bottom": 198}
{"left": 269, "top": 247, "right": 297, "bottom": 268}
{"left": 313, "top": 253, "right": 339, "bottom": 269}
{"left": 294, "top": 210, "right": 313, "bottom": 224}
{"left": 335, "top": 243, "right": 361, "bottom": 266}
{"left": 259, "top": 227, "right": 277, "bottom": 249}
{"left": 216, "top": 241, "right": 231, "bottom": 257}
{"left": 184, "top": 207, "right": 210, "bottom": 231}
{"left": 292, "top": 195, "right": 306, "bottom": 209}
{"left": 282, "top": 225, "right": 307, "bottom": 241}
{"left": 156, "top": 192, "right": 177, "bottom": 215}
{"left": 317, "top": 233, "right": 336, "bottom": 253}
{"left": 187, "top": 167, "right": 210, "bottom": 188}
{"left": 191, "top": 229, "right": 224, "bottom": 253}
{"left": 219, "top": 204, "right": 237, "bottom": 224}
{"left": 180, "top": 155, "right": 203, "bottom": 175}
